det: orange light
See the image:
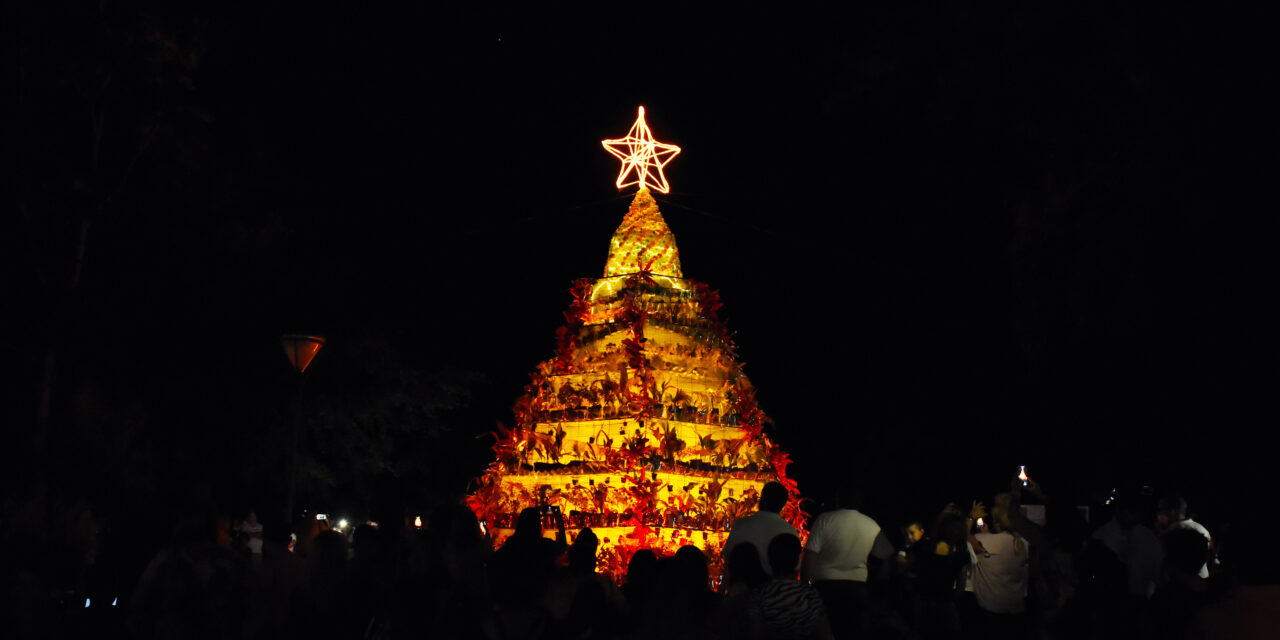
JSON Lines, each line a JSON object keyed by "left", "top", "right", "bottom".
{"left": 414, "top": 516, "right": 423, "bottom": 528}
{"left": 282, "top": 334, "right": 325, "bottom": 373}
{"left": 463, "top": 179, "right": 810, "bottom": 580}
{"left": 602, "top": 106, "right": 681, "bottom": 194}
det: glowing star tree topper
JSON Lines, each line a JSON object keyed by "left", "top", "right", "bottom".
{"left": 602, "top": 106, "right": 681, "bottom": 194}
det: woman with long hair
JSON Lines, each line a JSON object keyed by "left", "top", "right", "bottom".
{"left": 966, "top": 495, "right": 1031, "bottom": 637}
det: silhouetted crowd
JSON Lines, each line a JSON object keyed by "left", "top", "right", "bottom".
{"left": 5, "top": 475, "right": 1275, "bottom": 639}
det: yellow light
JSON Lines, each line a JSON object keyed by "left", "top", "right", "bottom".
{"left": 463, "top": 179, "right": 810, "bottom": 579}
{"left": 602, "top": 106, "right": 681, "bottom": 194}
{"left": 414, "top": 516, "right": 423, "bottom": 528}
{"left": 603, "top": 189, "right": 683, "bottom": 278}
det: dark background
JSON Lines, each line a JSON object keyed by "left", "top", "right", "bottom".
{"left": 5, "top": 1, "right": 1263, "bottom": 565}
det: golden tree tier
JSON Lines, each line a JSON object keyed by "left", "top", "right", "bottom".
{"left": 466, "top": 188, "right": 804, "bottom": 579}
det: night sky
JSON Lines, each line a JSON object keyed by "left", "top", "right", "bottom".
{"left": 7, "top": 4, "right": 1262, "bottom": 534}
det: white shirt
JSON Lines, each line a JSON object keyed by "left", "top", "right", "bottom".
{"left": 723, "top": 511, "right": 798, "bottom": 576}
{"left": 239, "top": 520, "right": 264, "bottom": 555}
{"left": 804, "top": 509, "right": 881, "bottom": 582}
{"left": 1176, "top": 518, "right": 1212, "bottom": 579}
{"left": 968, "top": 532, "right": 1030, "bottom": 614}
{"left": 1093, "top": 518, "right": 1164, "bottom": 598}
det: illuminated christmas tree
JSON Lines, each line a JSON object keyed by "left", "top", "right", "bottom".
{"left": 466, "top": 108, "right": 804, "bottom": 579}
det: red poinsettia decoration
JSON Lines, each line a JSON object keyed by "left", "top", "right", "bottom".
{"left": 694, "top": 282, "right": 723, "bottom": 320}
{"left": 617, "top": 295, "right": 648, "bottom": 329}
{"left": 732, "top": 388, "right": 767, "bottom": 442}
{"left": 621, "top": 336, "right": 647, "bottom": 371}
{"left": 564, "top": 278, "right": 593, "bottom": 324}
{"left": 623, "top": 257, "right": 662, "bottom": 290}
{"left": 554, "top": 326, "right": 577, "bottom": 374}
{"left": 769, "top": 447, "right": 799, "bottom": 496}
{"left": 482, "top": 422, "right": 521, "bottom": 471}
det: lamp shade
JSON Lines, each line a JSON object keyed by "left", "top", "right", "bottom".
{"left": 281, "top": 334, "right": 325, "bottom": 373}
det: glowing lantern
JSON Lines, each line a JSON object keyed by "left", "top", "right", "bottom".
{"left": 281, "top": 335, "right": 325, "bottom": 373}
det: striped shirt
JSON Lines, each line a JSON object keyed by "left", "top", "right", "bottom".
{"left": 751, "top": 578, "right": 826, "bottom": 640}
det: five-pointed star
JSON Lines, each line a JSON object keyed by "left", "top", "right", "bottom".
{"left": 601, "top": 106, "right": 681, "bottom": 194}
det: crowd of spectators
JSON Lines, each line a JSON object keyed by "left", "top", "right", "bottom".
{"left": 4, "top": 474, "right": 1274, "bottom": 639}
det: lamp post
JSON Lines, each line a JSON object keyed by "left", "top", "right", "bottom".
{"left": 282, "top": 334, "right": 324, "bottom": 522}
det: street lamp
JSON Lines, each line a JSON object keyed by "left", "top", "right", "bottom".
{"left": 282, "top": 334, "right": 325, "bottom": 522}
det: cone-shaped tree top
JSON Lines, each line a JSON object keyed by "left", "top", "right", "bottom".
{"left": 604, "top": 188, "right": 682, "bottom": 278}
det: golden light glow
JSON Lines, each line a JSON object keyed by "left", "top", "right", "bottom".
{"left": 603, "top": 188, "right": 683, "bottom": 278}
{"left": 465, "top": 165, "right": 805, "bottom": 580}
{"left": 602, "top": 107, "right": 681, "bottom": 194}
{"left": 590, "top": 274, "right": 688, "bottom": 302}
